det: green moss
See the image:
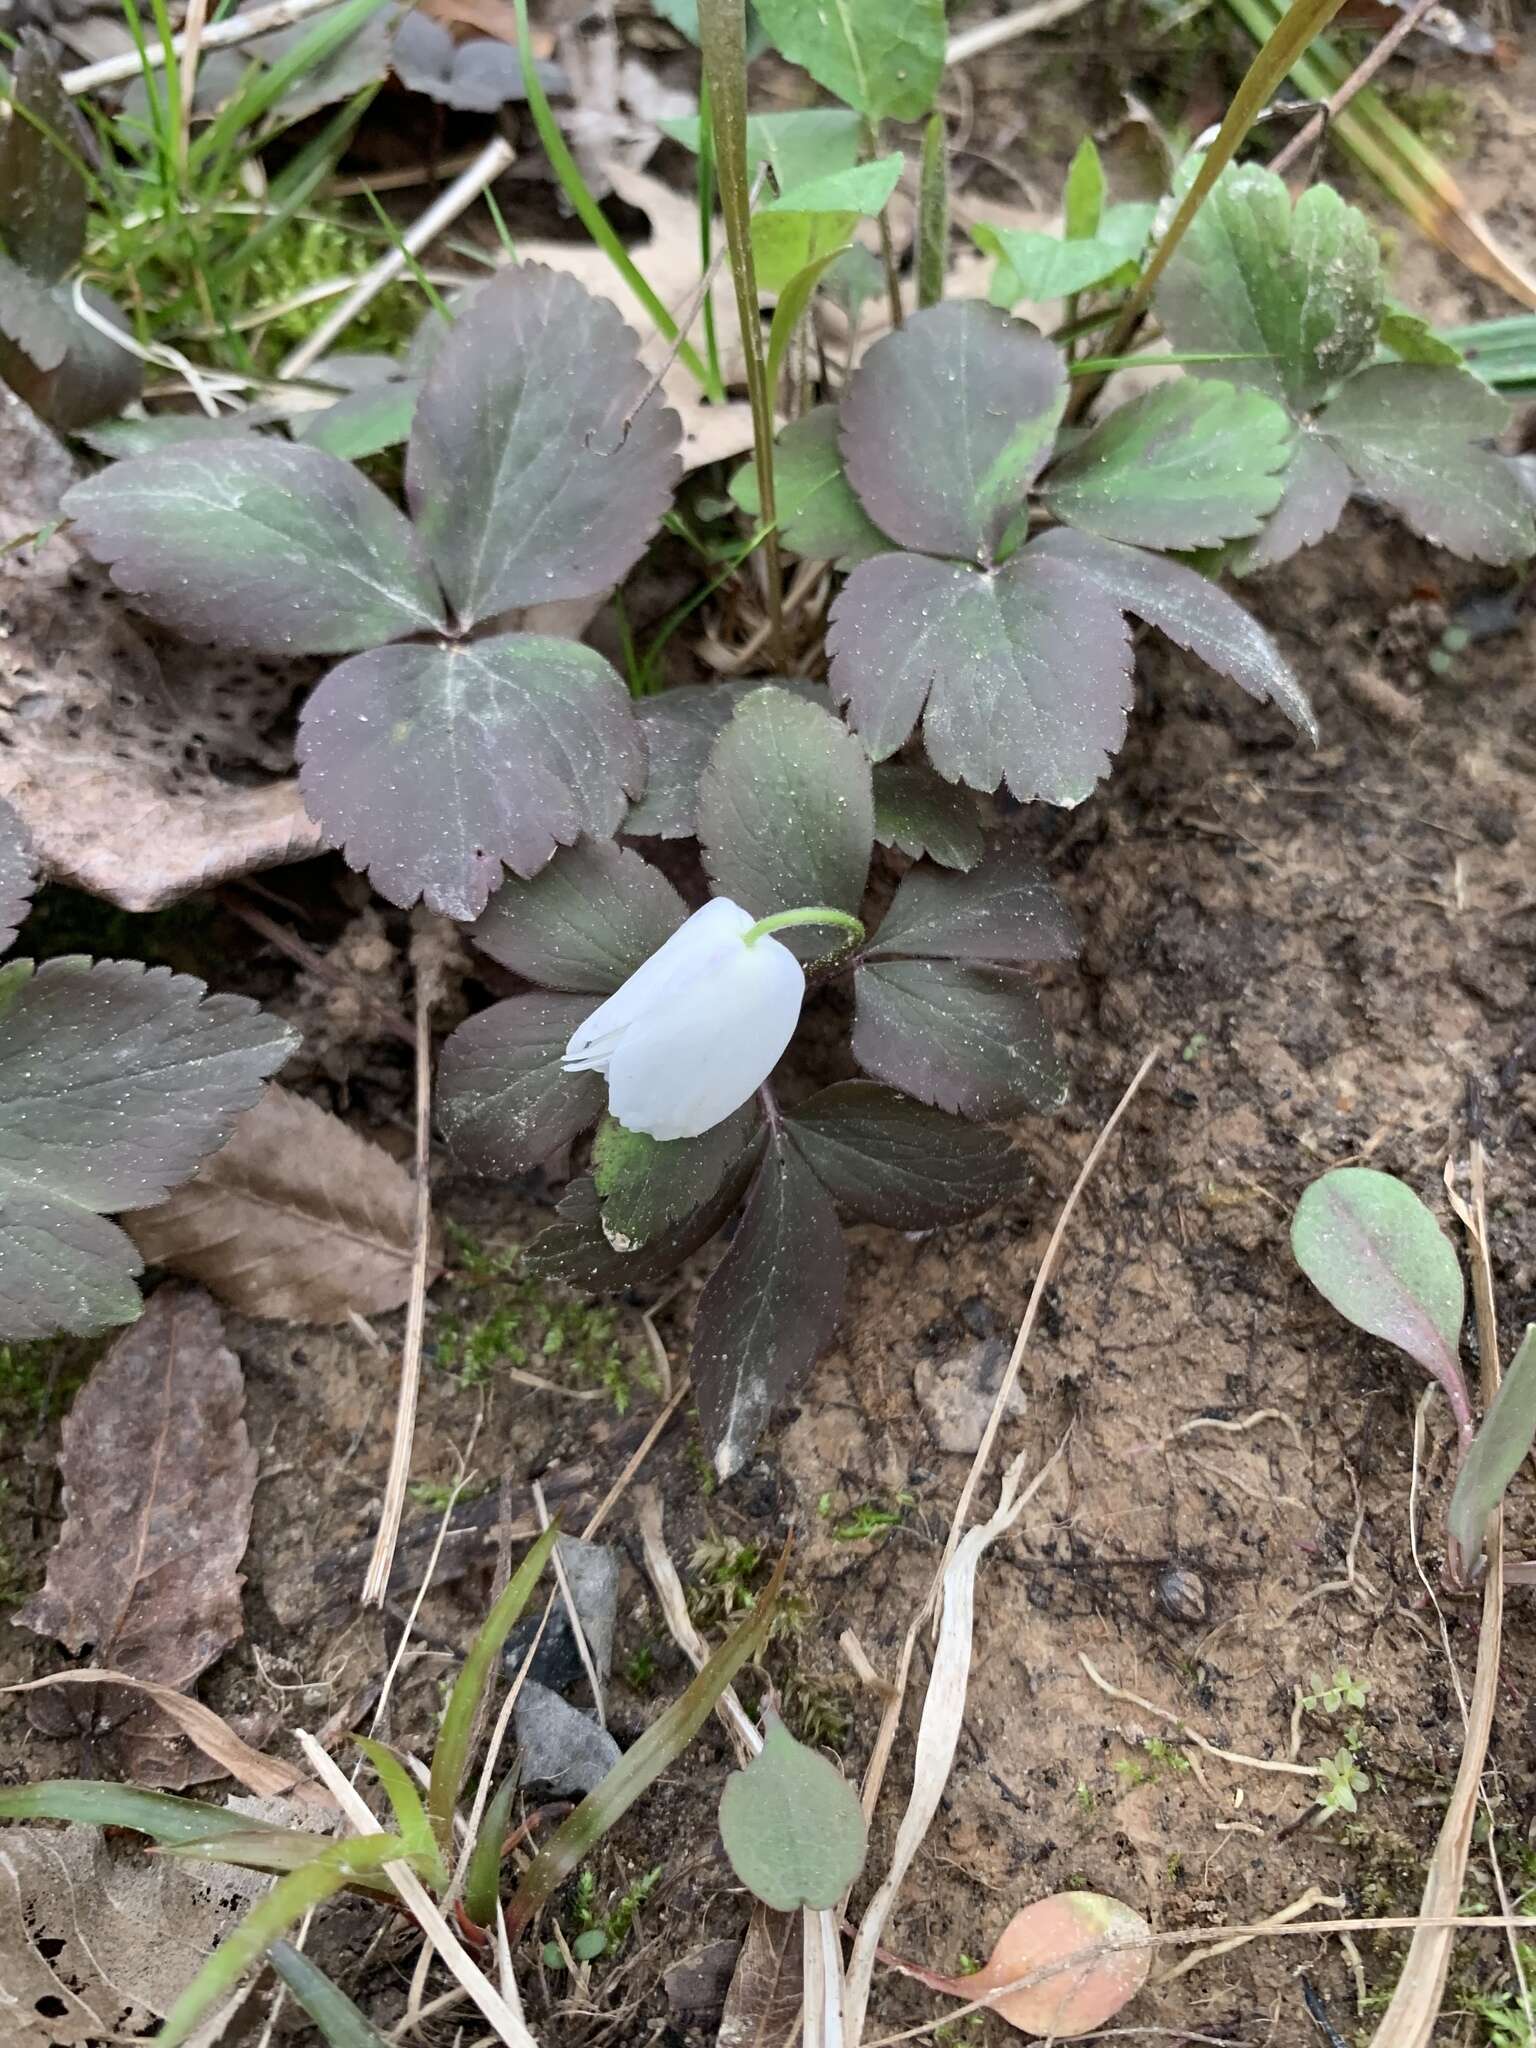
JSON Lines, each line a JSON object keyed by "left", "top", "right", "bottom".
{"left": 0, "top": 1334, "right": 96, "bottom": 1439}
{"left": 245, "top": 216, "right": 426, "bottom": 370}
{"left": 1382, "top": 83, "right": 1471, "bottom": 159}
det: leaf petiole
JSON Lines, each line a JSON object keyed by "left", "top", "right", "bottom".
{"left": 743, "top": 906, "right": 866, "bottom": 947}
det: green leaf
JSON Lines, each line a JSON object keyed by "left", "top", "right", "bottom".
{"left": 1291, "top": 1167, "right": 1471, "bottom": 1430}
{"left": 62, "top": 441, "right": 445, "bottom": 657}
{"left": 766, "top": 250, "right": 845, "bottom": 397}
{"left": 694, "top": 1129, "right": 846, "bottom": 1479}
{"left": 853, "top": 957, "right": 1065, "bottom": 1119}
{"left": 661, "top": 109, "right": 862, "bottom": 190}
{"left": 730, "top": 408, "right": 893, "bottom": 568}
{"left": 1063, "top": 137, "right": 1105, "bottom": 241}
{"left": 463, "top": 1771, "right": 520, "bottom": 1928}
{"left": 718, "top": 1711, "right": 867, "bottom": 1909}
{"left": 787, "top": 1079, "right": 1024, "bottom": 1227}
{"left": 871, "top": 762, "right": 983, "bottom": 871}
{"left": 698, "top": 685, "right": 874, "bottom": 962}
{"left": 1377, "top": 306, "right": 1464, "bottom": 370}
{"left": 0, "top": 959, "right": 296, "bottom": 1339}
{"left": 1042, "top": 379, "right": 1293, "bottom": 550}
{"left": 157, "top": 1835, "right": 418, "bottom": 2048}
{"left": 757, "top": 155, "right": 904, "bottom": 220}
{"left": 751, "top": 209, "right": 857, "bottom": 296}
{"left": 628, "top": 681, "right": 825, "bottom": 839}
{"left": 0, "top": 1778, "right": 273, "bottom": 1844}
{"left": 353, "top": 1737, "right": 447, "bottom": 1890}
{"left": 975, "top": 205, "right": 1153, "bottom": 306}
{"left": 1441, "top": 314, "right": 1536, "bottom": 392}
{"left": 437, "top": 992, "right": 605, "bottom": 1176}
{"left": 472, "top": 841, "right": 687, "bottom": 996}
{"left": 507, "top": 1552, "right": 786, "bottom": 1934}
{"left": 592, "top": 1105, "right": 759, "bottom": 1250}
{"left": 754, "top": 0, "right": 943, "bottom": 122}
{"left": 427, "top": 1521, "right": 562, "bottom": 1848}
{"left": 1318, "top": 363, "right": 1534, "bottom": 566}
{"left": 526, "top": 1153, "right": 760, "bottom": 1290}
{"left": 1449, "top": 1326, "right": 1536, "bottom": 1571}
{"left": 1153, "top": 163, "right": 1383, "bottom": 411}
{"left": 841, "top": 300, "right": 1068, "bottom": 564}
{"left": 870, "top": 843, "right": 1078, "bottom": 965}
{"left": 267, "top": 1943, "right": 393, "bottom": 2048}
{"left": 293, "top": 379, "right": 419, "bottom": 461}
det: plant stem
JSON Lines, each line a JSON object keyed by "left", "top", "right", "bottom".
{"left": 868, "top": 120, "right": 904, "bottom": 329}
{"left": 696, "top": 78, "right": 726, "bottom": 401}
{"left": 743, "top": 906, "right": 866, "bottom": 946}
{"left": 697, "top": 0, "right": 787, "bottom": 669}
{"left": 916, "top": 112, "right": 948, "bottom": 310}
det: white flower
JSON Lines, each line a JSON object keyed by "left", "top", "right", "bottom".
{"left": 563, "top": 897, "right": 804, "bottom": 1141}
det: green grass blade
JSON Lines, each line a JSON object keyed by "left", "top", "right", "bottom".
{"left": 188, "top": 0, "right": 385, "bottom": 184}
{"left": 1450, "top": 1326, "right": 1536, "bottom": 1574}
{"left": 765, "top": 246, "right": 842, "bottom": 396}
{"left": 267, "top": 1942, "right": 392, "bottom": 2048}
{"left": 504, "top": 1545, "right": 786, "bottom": 1938}
{"left": 353, "top": 1738, "right": 447, "bottom": 1890}
{"left": 161, "top": 1827, "right": 397, "bottom": 1889}
{"left": 427, "top": 1520, "right": 561, "bottom": 1850}
{"left": 462, "top": 1770, "right": 519, "bottom": 1927}
{"left": 509, "top": 0, "right": 711, "bottom": 390}
{"left": 1443, "top": 315, "right": 1536, "bottom": 391}
{"left": 696, "top": 77, "right": 725, "bottom": 402}
{"left": 156, "top": 1834, "right": 414, "bottom": 2048}
{"left": 0, "top": 1780, "right": 271, "bottom": 1844}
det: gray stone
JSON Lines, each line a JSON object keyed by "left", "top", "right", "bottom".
{"left": 913, "top": 1336, "right": 1025, "bottom": 1455}
{"left": 513, "top": 1680, "right": 621, "bottom": 1797}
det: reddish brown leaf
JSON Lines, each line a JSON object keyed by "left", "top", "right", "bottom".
{"left": 15, "top": 1286, "right": 256, "bottom": 1781}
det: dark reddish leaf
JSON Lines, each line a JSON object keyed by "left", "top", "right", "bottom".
{"left": 0, "top": 33, "right": 89, "bottom": 283}
{"left": 729, "top": 407, "right": 892, "bottom": 567}
{"left": 787, "top": 1080, "right": 1024, "bottom": 1227}
{"left": 852, "top": 957, "right": 1064, "bottom": 1119}
{"left": 406, "top": 264, "right": 682, "bottom": 626}
{"left": 296, "top": 635, "right": 644, "bottom": 921}
{"left": 1243, "top": 431, "right": 1353, "bottom": 570}
{"left": 437, "top": 993, "right": 603, "bottom": 1176}
{"left": 0, "top": 795, "right": 37, "bottom": 952}
{"left": 473, "top": 839, "right": 687, "bottom": 994}
{"left": 593, "top": 1104, "right": 759, "bottom": 1250}
{"left": 870, "top": 843, "right": 1078, "bottom": 966}
{"left": 525, "top": 1150, "right": 759, "bottom": 1290}
{"left": 839, "top": 301, "right": 1066, "bottom": 564}
{"left": 871, "top": 762, "right": 982, "bottom": 871}
{"left": 694, "top": 1130, "right": 846, "bottom": 1481}
{"left": 627, "top": 680, "right": 826, "bottom": 840}
{"left": 0, "top": 272, "right": 142, "bottom": 431}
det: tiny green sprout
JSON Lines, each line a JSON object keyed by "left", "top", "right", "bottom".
{"left": 1180, "top": 1032, "right": 1208, "bottom": 1063}
{"left": 1304, "top": 1667, "right": 1368, "bottom": 1716}
{"left": 829, "top": 1493, "right": 912, "bottom": 1542}
{"left": 1315, "top": 1747, "right": 1370, "bottom": 1819}
{"left": 623, "top": 1644, "right": 657, "bottom": 1693}
{"left": 1074, "top": 1780, "right": 1096, "bottom": 1815}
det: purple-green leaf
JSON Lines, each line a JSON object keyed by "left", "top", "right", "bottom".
{"left": 698, "top": 685, "right": 873, "bottom": 960}
{"left": 405, "top": 263, "right": 683, "bottom": 626}
{"left": 695, "top": 1128, "right": 846, "bottom": 1480}
{"left": 870, "top": 842, "right": 1078, "bottom": 966}
{"left": 0, "top": 957, "right": 297, "bottom": 1339}
{"left": 592, "top": 1103, "right": 759, "bottom": 1249}
{"left": 871, "top": 762, "right": 983, "bottom": 871}
{"left": 1241, "top": 430, "right": 1353, "bottom": 571}
{"left": 0, "top": 270, "right": 142, "bottom": 430}
{"left": 62, "top": 441, "right": 446, "bottom": 655}
{"left": 1449, "top": 1325, "right": 1536, "bottom": 1571}
{"left": 1291, "top": 1166, "right": 1471, "bottom": 1436}
{"left": 525, "top": 1157, "right": 757, "bottom": 1289}
{"left": 828, "top": 547, "right": 1132, "bottom": 802}
{"left": 729, "top": 408, "right": 893, "bottom": 568}
{"left": 296, "top": 635, "right": 643, "bottom": 920}
{"left": 1041, "top": 380, "right": 1293, "bottom": 550}
{"left": 437, "top": 993, "right": 603, "bottom": 1176}
{"left": 1319, "top": 363, "right": 1535, "bottom": 567}
{"left": 840, "top": 301, "right": 1066, "bottom": 564}
{"left": 0, "top": 795, "right": 37, "bottom": 953}
{"left": 1030, "top": 527, "right": 1318, "bottom": 741}
{"left": 0, "top": 33, "right": 89, "bottom": 283}
{"left": 787, "top": 1080, "right": 1024, "bottom": 1228}
{"left": 472, "top": 840, "right": 687, "bottom": 995}
{"left": 627, "top": 680, "right": 826, "bottom": 840}
{"left": 852, "top": 957, "right": 1064, "bottom": 1119}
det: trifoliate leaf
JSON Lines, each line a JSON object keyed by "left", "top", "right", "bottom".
{"left": 592, "top": 1105, "right": 758, "bottom": 1250}
{"left": 871, "top": 762, "right": 983, "bottom": 871}
{"left": 437, "top": 994, "right": 604, "bottom": 1177}
{"left": 974, "top": 204, "right": 1153, "bottom": 306}
{"left": 0, "top": 33, "right": 89, "bottom": 282}
{"left": 1042, "top": 380, "right": 1292, "bottom": 550}
{"left": 1291, "top": 1167, "right": 1468, "bottom": 1419}
{"left": 405, "top": 264, "right": 683, "bottom": 626}
{"left": 718, "top": 1714, "right": 867, "bottom": 1910}
{"left": 1154, "top": 165, "right": 1383, "bottom": 412}
{"left": 852, "top": 957, "right": 1064, "bottom": 1119}
{"left": 694, "top": 1130, "right": 846, "bottom": 1481}
{"left": 627, "top": 681, "right": 830, "bottom": 839}
{"left": 871, "top": 844, "right": 1078, "bottom": 965}
{"left": 63, "top": 441, "right": 445, "bottom": 655}
{"left": 0, "top": 797, "right": 37, "bottom": 954}
{"left": 296, "top": 635, "right": 643, "bottom": 921}
{"left": 699, "top": 687, "right": 873, "bottom": 961}
{"left": 754, "top": 0, "right": 943, "bottom": 123}
{"left": 0, "top": 959, "right": 297, "bottom": 1339}
{"left": 1319, "top": 363, "right": 1534, "bottom": 566}
{"left": 840, "top": 302, "right": 1067, "bottom": 563}
{"left": 787, "top": 1081, "right": 1024, "bottom": 1227}
{"left": 472, "top": 841, "right": 687, "bottom": 995}
{"left": 730, "top": 409, "right": 893, "bottom": 568}
{"left": 1241, "top": 430, "right": 1353, "bottom": 571}
{"left": 661, "top": 110, "right": 863, "bottom": 189}
{"left": 1449, "top": 1325, "right": 1536, "bottom": 1571}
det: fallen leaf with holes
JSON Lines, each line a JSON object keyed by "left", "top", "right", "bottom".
{"left": 14, "top": 1286, "right": 258, "bottom": 1788}
{"left": 718, "top": 1903, "right": 803, "bottom": 2048}
{"left": 124, "top": 1084, "right": 438, "bottom": 1323}
{"left": 948, "top": 1893, "right": 1152, "bottom": 2038}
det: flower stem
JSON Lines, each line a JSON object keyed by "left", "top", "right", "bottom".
{"left": 742, "top": 906, "right": 866, "bottom": 947}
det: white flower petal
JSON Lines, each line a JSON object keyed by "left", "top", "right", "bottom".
{"left": 606, "top": 929, "right": 804, "bottom": 1140}
{"left": 563, "top": 897, "right": 754, "bottom": 1073}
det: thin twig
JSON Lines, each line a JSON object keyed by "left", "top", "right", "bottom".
{"left": 581, "top": 1377, "right": 689, "bottom": 1540}
{"left": 63, "top": 0, "right": 345, "bottom": 93}
{"left": 1268, "top": 0, "right": 1440, "bottom": 177}
{"left": 944, "top": 0, "right": 1097, "bottom": 65}
{"left": 362, "top": 965, "right": 437, "bottom": 1606}
{"left": 1078, "top": 1655, "right": 1319, "bottom": 1780}
{"left": 278, "top": 137, "right": 514, "bottom": 380}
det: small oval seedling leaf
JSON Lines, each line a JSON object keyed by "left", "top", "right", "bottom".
{"left": 1291, "top": 1167, "right": 1471, "bottom": 1430}
{"left": 718, "top": 1712, "right": 866, "bottom": 1910}
{"left": 1449, "top": 1325, "right": 1536, "bottom": 1571}
{"left": 967, "top": 1892, "right": 1151, "bottom": 2038}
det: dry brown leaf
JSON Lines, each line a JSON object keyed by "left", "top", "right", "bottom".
{"left": 124, "top": 1085, "right": 438, "bottom": 1323}
{"left": 14, "top": 1286, "right": 257, "bottom": 1784}
{"left": 718, "top": 1903, "right": 803, "bottom": 2048}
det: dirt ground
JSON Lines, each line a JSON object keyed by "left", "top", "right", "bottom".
{"left": 4, "top": 12, "right": 1536, "bottom": 2048}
